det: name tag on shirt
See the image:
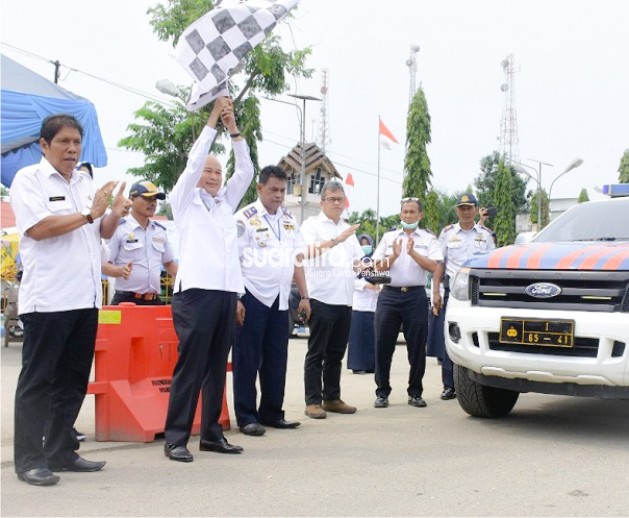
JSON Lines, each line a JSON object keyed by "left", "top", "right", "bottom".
{"left": 49, "top": 196, "right": 66, "bottom": 202}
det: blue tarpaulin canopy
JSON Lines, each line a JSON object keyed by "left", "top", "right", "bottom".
{"left": 1, "top": 54, "right": 107, "bottom": 188}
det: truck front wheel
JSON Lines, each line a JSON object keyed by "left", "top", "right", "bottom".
{"left": 454, "top": 364, "right": 519, "bottom": 418}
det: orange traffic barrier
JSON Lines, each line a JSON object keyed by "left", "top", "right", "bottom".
{"left": 87, "top": 304, "right": 231, "bottom": 442}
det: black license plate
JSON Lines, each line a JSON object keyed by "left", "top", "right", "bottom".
{"left": 499, "top": 317, "right": 575, "bottom": 347}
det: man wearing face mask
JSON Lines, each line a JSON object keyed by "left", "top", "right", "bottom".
{"left": 371, "top": 198, "right": 443, "bottom": 409}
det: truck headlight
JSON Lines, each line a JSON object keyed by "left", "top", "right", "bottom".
{"left": 450, "top": 268, "right": 470, "bottom": 301}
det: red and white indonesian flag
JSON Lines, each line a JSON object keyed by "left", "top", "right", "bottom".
{"left": 379, "top": 118, "right": 399, "bottom": 150}
{"left": 175, "top": 0, "right": 300, "bottom": 111}
{"left": 344, "top": 172, "right": 355, "bottom": 208}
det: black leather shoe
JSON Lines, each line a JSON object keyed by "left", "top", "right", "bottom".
{"left": 164, "top": 443, "right": 193, "bottom": 462}
{"left": 441, "top": 387, "right": 457, "bottom": 400}
{"left": 17, "top": 467, "right": 60, "bottom": 486}
{"left": 374, "top": 396, "right": 389, "bottom": 408}
{"left": 408, "top": 396, "right": 427, "bottom": 408}
{"left": 239, "top": 423, "right": 266, "bottom": 436}
{"left": 199, "top": 438, "right": 243, "bottom": 454}
{"left": 49, "top": 456, "right": 106, "bottom": 472}
{"left": 260, "top": 418, "right": 301, "bottom": 429}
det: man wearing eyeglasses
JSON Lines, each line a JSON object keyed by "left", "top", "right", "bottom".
{"left": 106, "top": 181, "right": 178, "bottom": 305}
{"left": 372, "top": 197, "right": 443, "bottom": 409}
{"left": 300, "top": 180, "right": 364, "bottom": 419}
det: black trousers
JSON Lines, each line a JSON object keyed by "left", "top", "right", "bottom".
{"left": 232, "top": 291, "right": 289, "bottom": 427}
{"left": 374, "top": 288, "right": 429, "bottom": 398}
{"left": 14, "top": 309, "right": 98, "bottom": 473}
{"left": 110, "top": 291, "right": 165, "bottom": 306}
{"left": 164, "top": 289, "right": 236, "bottom": 446}
{"left": 304, "top": 299, "right": 352, "bottom": 405}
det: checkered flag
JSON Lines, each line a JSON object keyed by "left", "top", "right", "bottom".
{"left": 175, "top": 0, "right": 300, "bottom": 111}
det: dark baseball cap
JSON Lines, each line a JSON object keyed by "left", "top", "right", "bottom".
{"left": 129, "top": 181, "right": 165, "bottom": 200}
{"left": 456, "top": 193, "right": 478, "bottom": 207}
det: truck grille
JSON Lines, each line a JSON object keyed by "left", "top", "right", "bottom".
{"left": 470, "top": 269, "right": 629, "bottom": 313}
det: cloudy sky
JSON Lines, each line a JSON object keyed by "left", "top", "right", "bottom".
{"left": 2, "top": 0, "right": 628, "bottom": 217}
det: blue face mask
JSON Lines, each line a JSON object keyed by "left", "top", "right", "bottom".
{"left": 400, "top": 220, "right": 419, "bottom": 230}
{"left": 361, "top": 245, "right": 373, "bottom": 255}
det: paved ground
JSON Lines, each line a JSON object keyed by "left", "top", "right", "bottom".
{"left": 2, "top": 336, "right": 628, "bottom": 517}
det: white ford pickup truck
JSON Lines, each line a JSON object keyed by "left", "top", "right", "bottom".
{"left": 445, "top": 185, "right": 629, "bottom": 417}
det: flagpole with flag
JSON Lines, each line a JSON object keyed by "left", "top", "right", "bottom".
{"left": 376, "top": 117, "right": 399, "bottom": 242}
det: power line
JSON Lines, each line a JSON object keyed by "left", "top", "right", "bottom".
{"left": 1, "top": 42, "right": 176, "bottom": 106}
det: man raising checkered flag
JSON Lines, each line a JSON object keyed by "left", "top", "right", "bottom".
{"left": 175, "top": 0, "right": 300, "bottom": 111}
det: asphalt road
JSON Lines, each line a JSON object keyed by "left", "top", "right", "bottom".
{"left": 2, "top": 337, "right": 628, "bottom": 517}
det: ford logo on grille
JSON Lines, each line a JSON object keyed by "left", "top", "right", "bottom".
{"left": 524, "top": 282, "right": 562, "bottom": 298}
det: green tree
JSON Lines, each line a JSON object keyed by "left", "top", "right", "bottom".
{"left": 577, "top": 188, "right": 589, "bottom": 203}
{"left": 474, "top": 151, "right": 528, "bottom": 212}
{"left": 403, "top": 88, "right": 432, "bottom": 205}
{"left": 492, "top": 160, "right": 516, "bottom": 246}
{"left": 618, "top": 149, "right": 629, "bottom": 182}
{"left": 119, "top": 0, "right": 312, "bottom": 207}
{"left": 529, "top": 189, "right": 550, "bottom": 228}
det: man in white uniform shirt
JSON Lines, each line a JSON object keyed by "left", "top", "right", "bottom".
{"left": 232, "top": 165, "right": 311, "bottom": 436}
{"left": 300, "top": 180, "right": 363, "bottom": 419}
{"left": 163, "top": 97, "right": 254, "bottom": 463}
{"left": 372, "top": 198, "right": 443, "bottom": 409}
{"left": 434, "top": 193, "right": 495, "bottom": 399}
{"left": 10, "top": 114, "right": 127, "bottom": 486}
{"left": 107, "top": 180, "right": 178, "bottom": 305}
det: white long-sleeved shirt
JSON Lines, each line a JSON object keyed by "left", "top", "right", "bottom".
{"left": 169, "top": 126, "right": 254, "bottom": 293}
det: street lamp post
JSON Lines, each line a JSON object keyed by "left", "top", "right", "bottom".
{"left": 526, "top": 158, "right": 553, "bottom": 230}
{"left": 512, "top": 159, "right": 551, "bottom": 230}
{"left": 287, "top": 93, "right": 321, "bottom": 223}
{"left": 548, "top": 158, "right": 584, "bottom": 203}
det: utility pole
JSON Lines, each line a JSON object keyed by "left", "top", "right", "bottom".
{"left": 52, "top": 60, "right": 61, "bottom": 84}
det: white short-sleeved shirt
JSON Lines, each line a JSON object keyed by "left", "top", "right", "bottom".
{"left": 169, "top": 126, "right": 254, "bottom": 294}
{"left": 107, "top": 215, "right": 175, "bottom": 294}
{"left": 235, "top": 200, "right": 305, "bottom": 310}
{"left": 10, "top": 157, "right": 103, "bottom": 314}
{"left": 352, "top": 277, "right": 379, "bottom": 312}
{"left": 372, "top": 228, "right": 443, "bottom": 287}
{"left": 438, "top": 222, "right": 495, "bottom": 280}
{"left": 300, "top": 212, "right": 364, "bottom": 306}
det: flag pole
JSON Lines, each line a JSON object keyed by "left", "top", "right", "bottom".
{"left": 376, "top": 116, "right": 381, "bottom": 243}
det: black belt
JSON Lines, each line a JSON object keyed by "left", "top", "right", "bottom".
{"left": 116, "top": 290, "right": 160, "bottom": 301}
{"left": 383, "top": 285, "right": 424, "bottom": 293}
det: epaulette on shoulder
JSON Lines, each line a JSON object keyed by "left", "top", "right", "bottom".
{"left": 281, "top": 207, "right": 294, "bottom": 218}
{"left": 153, "top": 220, "right": 166, "bottom": 230}
{"left": 118, "top": 218, "right": 127, "bottom": 226}
{"left": 243, "top": 205, "right": 258, "bottom": 219}
{"left": 477, "top": 224, "right": 492, "bottom": 232}
{"left": 442, "top": 223, "right": 455, "bottom": 232}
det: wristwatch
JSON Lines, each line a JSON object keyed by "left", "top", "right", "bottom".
{"left": 81, "top": 208, "right": 94, "bottom": 224}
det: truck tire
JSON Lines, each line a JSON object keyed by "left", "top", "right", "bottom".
{"left": 454, "top": 364, "right": 519, "bottom": 418}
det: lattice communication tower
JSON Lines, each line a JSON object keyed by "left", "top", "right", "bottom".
{"left": 499, "top": 54, "right": 520, "bottom": 163}
{"left": 317, "top": 69, "right": 331, "bottom": 152}
{"left": 405, "top": 44, "right": 420, "bottom": 106}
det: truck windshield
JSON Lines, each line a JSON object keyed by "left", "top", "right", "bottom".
{"left": 532, "top": 200, "right": 629, "bottom": 243}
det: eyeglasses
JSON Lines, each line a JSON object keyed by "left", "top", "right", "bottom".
{"left": 324, "top": 197, "right": 345, "bottom": 204}
{"left": 401, "top": 197, "right": 419, "bottom": 202}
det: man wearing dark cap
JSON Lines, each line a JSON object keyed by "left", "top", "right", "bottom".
{"left": 432, "top": 193, "right": 495, "bottom": 399}
{"left": 106, "top": 180, "right": 178, "bottom": 305}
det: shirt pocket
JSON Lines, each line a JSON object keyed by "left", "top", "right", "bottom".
{"left": 123, "top": 241, "right": 144, "bottom": 252}
{"left": 45, "top": 195, "right": 73, "bottom": 214}
{"left": 151, "top": 239, "right": 166, "bottom": 253}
